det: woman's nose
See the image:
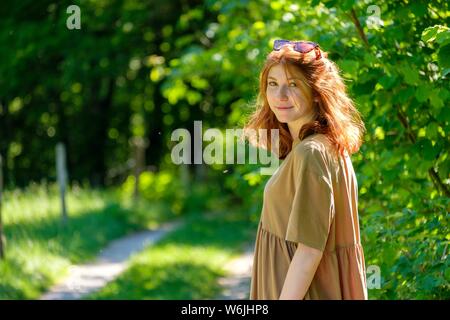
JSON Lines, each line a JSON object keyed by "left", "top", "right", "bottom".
{"left": 277, "top": 85, "right": 289, "bottom": 100}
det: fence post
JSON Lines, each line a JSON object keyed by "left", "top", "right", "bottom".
{"left": 56, "top": 143, "right": 68, "bottom": 225}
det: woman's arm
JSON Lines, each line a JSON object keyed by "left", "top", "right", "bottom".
{"left": 279, "top": 243, "right": 323, "bottom": 300}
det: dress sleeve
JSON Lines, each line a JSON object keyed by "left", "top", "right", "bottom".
{"left": 285, "top": 146, "right": 335, "bottom": 252}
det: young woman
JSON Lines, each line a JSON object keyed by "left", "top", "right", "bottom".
{"left": 243, "top": 40, "right": 368, "bottom": 300}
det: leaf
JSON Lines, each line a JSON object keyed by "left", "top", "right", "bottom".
{"left": 438, "top": 107, "right": 450, "bottom": 123}
{"left": 410, "top": 2, "right": 427, "bottom": 17}
{"left": 417, "top": 139, "right": 440, "bottom": 161}
{"left": 363, "top": 53, "right": 377, "bottom": 66}
{"left": 379, "top": 74, "right": 398, "bottom": 89}
{"left": 435, "top": 28, "right": 450, "bottom": 46}
{"left": 341, "top": 0, "right": 356, "bottom": 10}
{"left": 422, "top": 26, "right": 439, "bottom": 42}
{"left": 399, "top": 64, "right": 419, "bottom": 85}
{"left": 429, "top": 89, "right": 444, "bottom": 109}
{"left": 438, "top": 88, "right": 449, "bottom": 101}
{"left": 353, "top": 80, "right": 376, "bottom": 95}
{"left": 426, "top": 123, "right": 439, "bottom": 140}
{"left": 421, "top": 25, "right": 450, "bottom": 44}
{"left": 437, "top": 44, "right": 450, "bottom": 70}
{"left": 415, "top": 84, "right": 430, "bottom": 103}
{"left": 444, "top": 268, "right": 450, "bottom": 282}
{"left": 395, "top": 86, "right": 415, "bottom": 104}
{"left": 322, "top": 0, "right": 338, "bottom": 9}
{"left": 339, "top": 59, "right": 359, "bottom": 77}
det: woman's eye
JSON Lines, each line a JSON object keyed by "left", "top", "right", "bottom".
{"left": 267, "top": 81, "right": 296, "bottom": 87}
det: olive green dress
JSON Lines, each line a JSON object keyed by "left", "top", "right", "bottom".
{"left": 249, "top": 133, "right": 368, "bottom": 300}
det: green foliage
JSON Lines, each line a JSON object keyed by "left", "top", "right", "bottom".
{"left": 121, "top": 168, "right": 225, "bottom": 217}
{"left": 422, "top": 25, "right": 450, "bottom": 75}
{"left": 223, "top": 164, "right": 268, "bottom": 222}
{"left": 360, "top": 197, "right": 449, "bottom": 299}
{"left": 0, "top": 0, "right": 448, "bottom": 299}
{"left": 122, "top": 171, "right": 187, "bottom": 214}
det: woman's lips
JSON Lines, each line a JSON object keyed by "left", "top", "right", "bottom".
{"left": 276, "top": 106, "right": 293, "bottom": 110}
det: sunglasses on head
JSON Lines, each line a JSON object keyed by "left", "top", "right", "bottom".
{"left": 273, "top": 39, "right": 322, "bottom": 60}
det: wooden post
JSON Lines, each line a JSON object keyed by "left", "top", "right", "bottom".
{"left": 56, "top": 143, "right": 68, "bottom": 225}
{"left": 0, "top": 154, "right": 5, "bottom": 260}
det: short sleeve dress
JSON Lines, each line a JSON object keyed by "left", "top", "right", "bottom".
{"left": 249, "top": 133, "right": 368, "bottom": 300}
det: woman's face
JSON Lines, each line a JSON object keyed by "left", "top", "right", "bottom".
{"left": 266, "top": 63, "right": 314, "bottom": 124}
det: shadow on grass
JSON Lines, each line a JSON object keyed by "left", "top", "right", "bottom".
{"left": 3, "top": 203, "right": 141, "bottom": 262}
{"left": 0, "top": 200, "right": 179, "bottom": 299}
{"left": 162, "top": 211, "right": 257, "bottom": 251}
{"left": 89, "top": 261, "right": 225, "bottom": 300}
{"left": 88, "top": 209, "right": 259, "bottom": 299}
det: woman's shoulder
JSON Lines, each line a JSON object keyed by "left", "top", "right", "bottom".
{"left": 291, "top": 133, "right": 336, "bottom": 174}
{"left": 292, "top": 133, "right": 332, "bottom": 158}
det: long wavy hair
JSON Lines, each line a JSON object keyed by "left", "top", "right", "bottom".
{"left": 242, "top": 41, "right": 366, "bottom": 160}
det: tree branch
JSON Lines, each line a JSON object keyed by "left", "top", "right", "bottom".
{"left": 349, "top": 8, "right": 369, "bottom": 48}
{"left": 396, "top": 107, "right": 450, "bottom": 198}
{"left": 346, "top": 7, "right": 449, "bottom": 198}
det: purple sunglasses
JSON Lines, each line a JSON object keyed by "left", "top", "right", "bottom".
{"left": 273, "top": 39, "right": 322, "bottom": 60}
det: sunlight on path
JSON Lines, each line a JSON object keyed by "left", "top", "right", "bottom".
{"left": 216, "top": 243, "right": 255, "bottom": 300}
{"left": 40, "top": 219, "right": 183, "bottom": 300}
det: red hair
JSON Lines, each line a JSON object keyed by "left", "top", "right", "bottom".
{"left": 242, "top": 42, "right": 366, "bottom": 160}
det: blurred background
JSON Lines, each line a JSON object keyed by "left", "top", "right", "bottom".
{"left": 0, "top": 0, "right": 448, "bottom": 300}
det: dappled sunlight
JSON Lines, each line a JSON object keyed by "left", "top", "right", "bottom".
{"left": 89, "top": 210, "right": 257, "bottom": 299}
{"left": 0, "top": 185, "right": 168, "bottom": 299}
{"left": 3, "top": 184, "right": 112, "bottom": 225}
{"left": 89, "top": 261, "right": 225, "bottom": 300}
{"left": 0, "top": 0, "right": 447, "bottom": 302}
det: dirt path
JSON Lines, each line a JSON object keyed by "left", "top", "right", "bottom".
{"left": 40, "top": 219, "right": 183, "bottom": 300}
{"left": 216, "top": 242, "right": 255, "bottom": 300}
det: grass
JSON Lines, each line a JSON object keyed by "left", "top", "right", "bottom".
{"left": 0, "top": 183, "right": 178, "bottom": 299}
{"left": 0, "top": 177, "right": 258, "bottom": 300}
{"left": 87, "top": 209, "right": 259, "bottom": 299}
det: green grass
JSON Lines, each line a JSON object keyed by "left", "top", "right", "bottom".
{"left": 0, "top": 183, "right": 178, "bottom": 299}
{"left": 87, "top": 209, "right": 258, "bottom": 299}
